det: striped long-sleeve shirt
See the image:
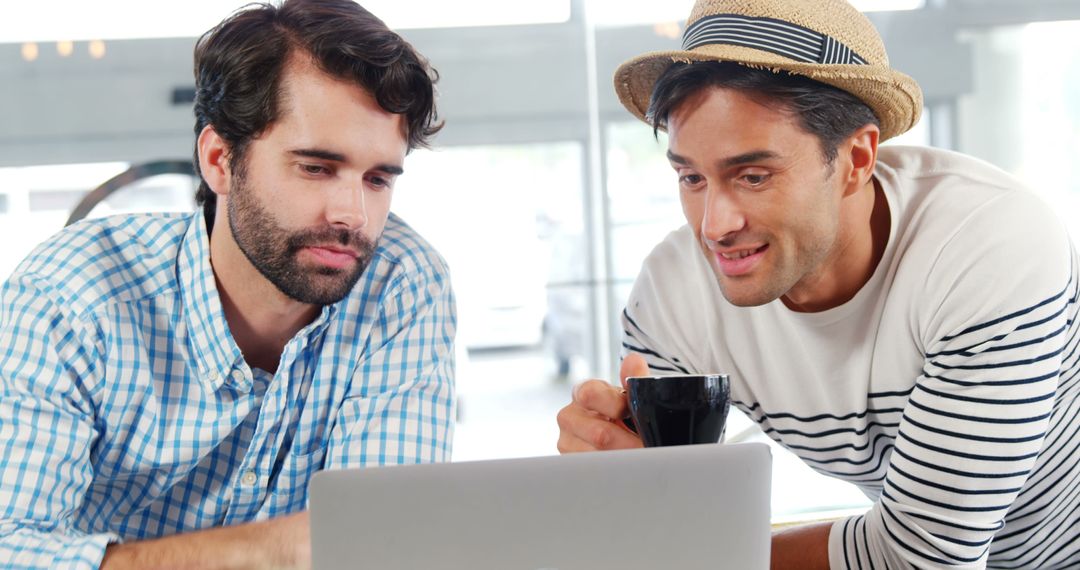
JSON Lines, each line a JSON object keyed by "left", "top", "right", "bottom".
{"left": 621, "top": 146, "right": 1080, "bottom": 569}
{"left": 0, "top": 211, "right": 456, "bottom": 569}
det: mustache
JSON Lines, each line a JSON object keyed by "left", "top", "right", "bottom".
{"left": 286, "top": 226, "right": 376, "bottom": 256}
{"left": 701, "top": 231, "right": 763, "bottom": 251}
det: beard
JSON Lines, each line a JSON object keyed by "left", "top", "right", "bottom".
{"left": 704, "top": 234, "right": 831, "bottom": 308}
{"left": 226, "top": 170, "right": 377, "bottom": 306}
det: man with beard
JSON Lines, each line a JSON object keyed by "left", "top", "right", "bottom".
{"left": 0, "top": 1, "right": 453, "bottom": 568}
{"left": 557, "top": 0, "right": 1079, "bottom": 568}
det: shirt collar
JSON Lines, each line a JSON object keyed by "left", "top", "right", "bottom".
{"left": 177, "top": 212, "right": 342, "bottom": 393}
{"left": 178, "top": 212, "right": 247, "bottom": 393}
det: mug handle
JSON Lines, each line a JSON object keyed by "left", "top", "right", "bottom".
{"left": 619, "top": 388, "right": 638, "bottom": 433}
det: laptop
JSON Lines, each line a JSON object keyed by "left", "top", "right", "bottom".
{"left": 310, "top": 442, "right": 772, "bottom": 570}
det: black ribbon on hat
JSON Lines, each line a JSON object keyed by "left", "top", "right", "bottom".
{"left": 682, "top": 13, "right": 868, "bottom": 65}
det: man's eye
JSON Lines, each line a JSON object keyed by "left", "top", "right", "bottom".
{"left": 741, "top": 173, "right": 770, "bottom": 186}
{"left": 367, "top": 175, "right": 392, "bottom": 190}
{"left": 301, "top": 164, "right": 330, "bottom": 176}
{"left": 679, "top": 174, "right": 704, "bottom": 186}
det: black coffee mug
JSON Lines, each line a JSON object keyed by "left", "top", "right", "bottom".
{"left": 625, "top": 374, "right": 730, "bottom": 447}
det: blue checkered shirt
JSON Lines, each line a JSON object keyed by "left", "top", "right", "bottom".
{"left": 0, "top": 211, "right": 456, "bottom": 569}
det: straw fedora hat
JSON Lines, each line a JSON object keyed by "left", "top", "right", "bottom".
{"left": 614, "top": 0, "right": 923, "bottom": 141}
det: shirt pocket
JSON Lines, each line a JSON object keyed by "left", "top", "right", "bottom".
{"left": 261, "top": 393, "right": 373, "bottom": 516}
{"left": 264, "top": 442, "right": 328, "bottom": 515}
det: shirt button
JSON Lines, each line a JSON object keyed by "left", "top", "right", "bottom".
{"left": 206, "top": 370, "right": 219, "bottom": 382}
{"left": 241, "top": 470, "right": 258, "bottom": 486}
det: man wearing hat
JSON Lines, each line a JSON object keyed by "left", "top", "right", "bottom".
{"left": 557, "top": 0, "right": 1080, "bottom": 568}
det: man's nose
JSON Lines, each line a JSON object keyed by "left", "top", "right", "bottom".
{"left": 700, "top": 187, "right": 746, "bottom": 245}
{"left": 326, "top": 185, "right": 367, "bottom": 230}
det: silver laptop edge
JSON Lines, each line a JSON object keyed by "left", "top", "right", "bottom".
{"left": 311, "top": 442, "right": 772, "bottom": 570}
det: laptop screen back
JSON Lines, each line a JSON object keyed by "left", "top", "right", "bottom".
{"left": 310, "top": 442, "right": 771, "bottom": 570}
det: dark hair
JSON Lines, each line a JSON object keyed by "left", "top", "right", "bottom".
{"left": 647, "top": 62, "right": 879, "bottom": 164}
{"left": 192, "top": 0, "right": 442, "bottom": 223}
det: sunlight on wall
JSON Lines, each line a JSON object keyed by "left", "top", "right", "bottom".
{"left": 0, "top": 1, "right": 570, "bottom": 43}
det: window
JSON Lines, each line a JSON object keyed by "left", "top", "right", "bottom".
{"left": 391, "top": 143, "right": 590, "bottom": 461}
{"left": 0, "top": 162, "right": 128, "bottom": 279}
{"left": 957, "top": 20, "right": 1080, "bottom": 242}
{"left": 588, "top": 0, "right": 924, "bottom": 28}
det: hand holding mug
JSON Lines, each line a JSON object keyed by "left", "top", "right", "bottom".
{"left": 555, "top": 354, "right": 650, "bottom": 453}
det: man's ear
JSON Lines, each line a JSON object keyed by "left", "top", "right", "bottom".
{"left": 840, "top": 123, "right": 880, "bottom": 198}
{"left": 197, "top": 125, "right": 232, "bottom": 197}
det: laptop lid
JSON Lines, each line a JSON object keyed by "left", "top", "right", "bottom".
{"left": 310, "top": 442, "right": 772, "bottom": 570}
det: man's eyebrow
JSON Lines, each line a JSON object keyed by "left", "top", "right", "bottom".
{"left": 719, "top": 150, "right": 781, "bottom": 168}
{"left": 667, "top": 150, "right": 690, "bottom": 165}
{"left": 289, "top": 149, "right": 404, "bottom": 175}
{"left": 290, "top": 148, "right": 347, "bottom": 162}
{"left": 666, "top": 149, "right": 782, "bottom": 168}
{"left": 375, "top": 164, "right": 405, "bottom": 176}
